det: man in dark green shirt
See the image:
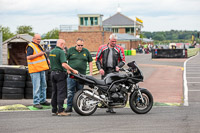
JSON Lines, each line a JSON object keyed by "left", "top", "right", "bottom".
{"left": 65, "top": 38, "right": 93, "bottom": 112}
{"left": 49, "top": 39, "right": 78, "bottom": 116}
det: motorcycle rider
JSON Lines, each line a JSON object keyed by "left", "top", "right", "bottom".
{"left": 96, "top": 34, "right": 126, "bottom": 113}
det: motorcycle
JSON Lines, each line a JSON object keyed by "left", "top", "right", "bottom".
{"left": 70, "top": 61, "right": 153, "bottom": 116}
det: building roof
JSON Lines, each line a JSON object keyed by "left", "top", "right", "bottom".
{"left": 115, "top": 33, "right": 141, "bottom": 41}
{"left": 3, "top": 34, "right": 33, "bottom": 45}
{"left": 103, "top": 12, "right": 136, "bottom": 26}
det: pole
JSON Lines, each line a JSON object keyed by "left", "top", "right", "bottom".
{"left": 0, "top": 30, "right": 2, "bottom": 65}
{"left": 134, "top": 17, "right": 136, "bottom": 37}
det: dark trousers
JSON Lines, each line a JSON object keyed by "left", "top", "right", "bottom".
{"left": 51, "top": 71, "right": 67, "bottom": 113}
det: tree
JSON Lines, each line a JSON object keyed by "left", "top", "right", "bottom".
{"left": 153, "top": 34, "right": 165, "bottom": 41}
{"left": 42, "top": 28, "right": 59, "bottom": 39}
{"left": 16, "top": 25, "right": 34, "bottom": 36}
{"left": 0, "top": 25, "right": 15, "bottom": 42}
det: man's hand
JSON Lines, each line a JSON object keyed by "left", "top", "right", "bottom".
{"left": 67, "top": 69, "right": 71, "bottom": 74}
{"left": 37, "top": 51, "right": 45, "bottom": 57}
{"left": 115, "top": 66, "right": 120, "bottom": 72}
{"left": 99, "top": 69, "right": 104, "bottom": 75}
{"left": 72, "top": 69, "right": 78, "bottom": 74}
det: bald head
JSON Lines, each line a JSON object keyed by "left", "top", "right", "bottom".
{"left": 57, "top": 39, "right": 66, "bottom": 50}
{"left": 32, "top": 34, "right": 41, "bottom": 44}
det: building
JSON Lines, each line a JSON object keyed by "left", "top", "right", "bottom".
{"left": 2, "top": 34, "right": 32, "bottom": 65}
{"left": 59, "top": 12, "right": 150, "bottom": 51}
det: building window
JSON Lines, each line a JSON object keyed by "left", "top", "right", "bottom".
{"left": 84, "top": 17, "right": 88, "bottom": 26}
{"left": 94, "top": 17, "right": 98, "bottom": 25}
{"left": 126, "top": 27, "right": 134, "bottom": 33}
{"left": 80, "top": 17, "right": 84, "bottom": 25}
{"left": 112, "top": 28, "right": 118, "bottom": 33}
{"left": 90, "top": 17, "right": 94, "bottom": 25}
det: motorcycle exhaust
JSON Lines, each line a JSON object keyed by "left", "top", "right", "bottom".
{"left": 84, "top": 90, "right": 104, "bottom": 101}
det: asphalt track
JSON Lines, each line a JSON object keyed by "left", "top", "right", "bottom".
{"left": 0, "top": 53, "right": 200, "bottom": 133}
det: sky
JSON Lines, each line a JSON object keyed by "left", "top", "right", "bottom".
{"left": 0, "top": 0, "right": 200, "bottom": 35}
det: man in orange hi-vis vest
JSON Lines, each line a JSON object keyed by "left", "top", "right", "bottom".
{"left": 26, "top": 34, "right": 50, "bottom": 109}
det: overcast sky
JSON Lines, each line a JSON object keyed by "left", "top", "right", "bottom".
{"left": 0, "top": 0, "right": 200, "bottom": 35}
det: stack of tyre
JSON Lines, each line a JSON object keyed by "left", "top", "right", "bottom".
{"left": 0, "top": 68, "right": 4, "bottom": 99}
{"left": 24, "top": 70, "right": 52, "bottom": 99}
{"left": 25, "top": 69, "right": 33, "bottom": 99}
{"left": 2, "top": 68, "right": 26, "bottom": 99}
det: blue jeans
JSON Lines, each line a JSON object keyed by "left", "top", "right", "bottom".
{"left": 30, "top": 71, "right": 47, "bottom": 105}
{"left": 67, "top": 77, "right": 84, "bottom": 107}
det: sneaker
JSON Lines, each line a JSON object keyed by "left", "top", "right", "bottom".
{"left": 52, "top": 112, "right": 58, "bottom": 116}
{"left": 33, "top": 104, "right": 43, "bottom": 109}
{"left": 40, "top": 101, "right": 50, "bottom": 106}
{"left": 57, "top": 112, "right": 71, "bottom": 116}
{"left": 106, "top": 108, "right": 116, "bottom": 114}
{"left": 65, "top": 107, "right": 73, "bottom": 112}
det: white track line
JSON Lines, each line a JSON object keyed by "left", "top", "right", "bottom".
{"left": 183, "top": 52, "right": 199, "bottom": 106}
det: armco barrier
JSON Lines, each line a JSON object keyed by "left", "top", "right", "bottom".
{"left": 152, "top": 49, "right": 187, "bottom": 58}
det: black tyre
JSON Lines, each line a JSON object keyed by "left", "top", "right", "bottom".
{"left": 0, "top": 81, "right": 3, "bottom": 87}
{"left": 0, "top": 68, "right": 4, "bottom": 74}
{"left": 25, "top": 81, "right": 33, "bottom": 88}
{"left": 24, "top": 93, "right": 33, "bottom": 99}
{"left": 24, "top": 87, "right": 33, "bottom": 94}
{"left": 129, "top": 89, "right": 153, "bottom": 114}
{"left": 4, "top": 68, "right": 26, "bottom": 75}
{"left": 2, "top": 94, "right": 24, "bottom": 99}
{"left": 26, "top": 74, "right": 32, "bottom": 81}
{"left": 3, "top": 81, "right": 25, "bottom": 88}
{"left": 4, "top": 74, "right": 26, "bottom": 81}
{"left": 73, "top": 89, "right": 98, "bottom": 116}
{"left": 0, "top": 93, "right": 2, "bottom": 99}
{"left": 0, "top": 74, "right": 4, "bottom": 80}
{"left": 2, "top": 87, "right": 24, "bottom": 94}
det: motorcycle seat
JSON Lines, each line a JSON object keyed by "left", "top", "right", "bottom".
{"left": 86, "top": 76, "right": 106, "bottom": 85}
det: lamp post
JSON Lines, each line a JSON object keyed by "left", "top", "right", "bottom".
{"left": 0, "top": 30, "right": 2, "bottom": 65}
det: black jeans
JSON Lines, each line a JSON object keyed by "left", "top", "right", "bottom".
{"left": 51, "top": 71, "right": 67, "bottom": 113}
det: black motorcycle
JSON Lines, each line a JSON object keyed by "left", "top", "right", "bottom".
{"left": 70, "top": 61, "right": 153, "bottom": 116}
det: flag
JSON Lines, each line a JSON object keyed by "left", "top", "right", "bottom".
{"left": 136, "top": 17, "right": 143, "bottom": 23}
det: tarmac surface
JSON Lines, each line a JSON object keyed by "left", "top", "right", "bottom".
{"left": 1, "top": 53, "right": 200, "bottom": 133}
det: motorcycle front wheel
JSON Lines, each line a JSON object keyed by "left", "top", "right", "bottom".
{"left": 73, "top": 89, "right": 98, "bottom": 116}
{"left": 129, "top": 89, "right": 153, "bottom": 114}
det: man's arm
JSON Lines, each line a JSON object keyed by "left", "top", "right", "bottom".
{"left": 96, "top": 45, "right": 103, "bottom": 70}
{"left": 117, "top": 46, "right": 126, "bottom": 68}
{"left": 62, "top": 62, "right": 78, "bottom": 74}
{"left": 27, "top": 51, "right": 45, "bottom": 60}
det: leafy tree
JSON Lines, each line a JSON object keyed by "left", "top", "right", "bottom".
{"left": 42, "top": 28, "right": 59, "bottom": 39}
{"left": 153, "top": 34, "right": 165, "bottom": 41}
{"left": 0, "top": 25, "right": 15, "bottom": 42}
{"left": 16, "top": 25, "right": 34, "bottom": 36}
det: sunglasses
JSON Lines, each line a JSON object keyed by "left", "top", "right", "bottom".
{"left": 77, "top": 44, "right": 83, "bottom": 47}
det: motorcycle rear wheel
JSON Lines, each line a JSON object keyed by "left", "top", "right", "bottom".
{"left": 73, "top": 89, "right": 98, "bottom": 116}
{"left": 129, "top": 89, "right": 153, "bottom": 114}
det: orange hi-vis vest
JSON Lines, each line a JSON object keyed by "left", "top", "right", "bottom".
{"left": 26, "top": 42, "right": 49, "bottom": 73}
